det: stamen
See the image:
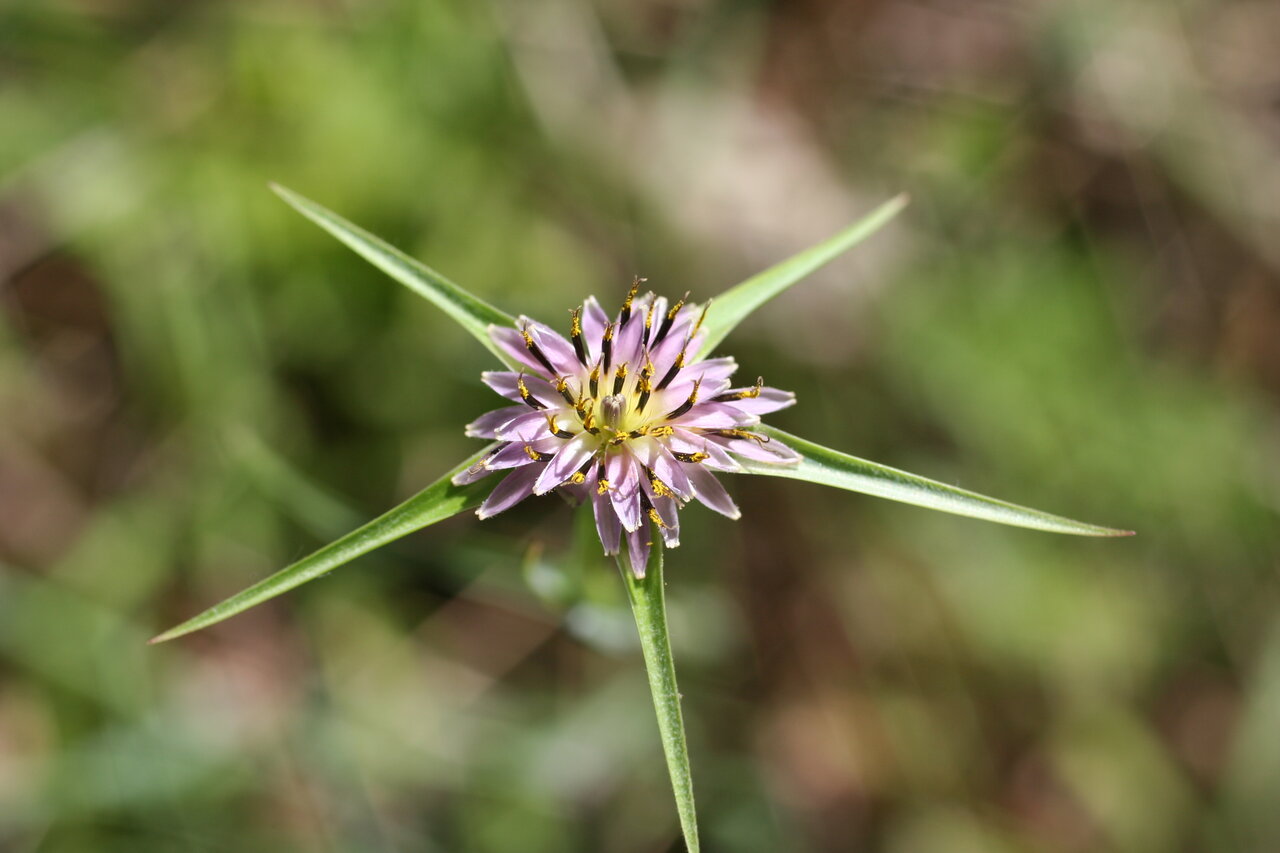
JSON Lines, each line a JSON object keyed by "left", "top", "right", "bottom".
{"left": 663, "top": 378, "right": 701, "bottom": 421}
{"left": 619, "top": 276, "right": 644, "bottom": 326}
{"left": 602, "top": 322, "right": 615, "bottom": 372}
{"left": 521, "top": 324, "right": 559, "bottom": 376}
{"left": 579, "top": 400, "right": 599, "bottom": 434}
{"left": 569, "top": 458, "right": 594, "bottom": 485}
{"left": 652, "top": 291, "right": 689, "bottom": 345}
{"left": 648, "top": 507, "right": 666, "bottom": 528}
{"left": 597, "top": 478, "right": 611, "bottom": 495}
{"left": 524, "top": 446, "right": 542, "bottom": 461}
{"left": 517, "top": 374, "right": 547, "bottom": 410}
{"left": 672, "top": 451, "right": 710, "bottom": 463}
{"left": 555, "top": 376, "right": 577, "bottom": 406}
{"left": 544, "top": 413, "right": 576, "bottom": 439}
{"left": 569, "top": 306, "right": 588, "bottom": 365}
{"left": 635, "top": 373, "right": 653, "bottom": 413}
{"left": 588, "top": 361, "right": 601, "bottom": 398}
{"left": 714, "top": 376, "right": 764, "bottom": 402}
{"left": 612, "top": 362, "right": 629, "bottom": 396}
{"left": 643, "top": 298, "right": 658, "bottom": 345}
{"left": 654, "top": 344, "right": 689, "bottom": 392}
{"left": 692, "top": 299, "right": 711, "bottom": 336}
{"left": 710, "top": 428, "right": 769, "bottom": 446}
{"left": 648, "top": 469, "right": 673, "bottom": 499}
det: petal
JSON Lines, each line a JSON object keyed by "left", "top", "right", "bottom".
{"left": 720, "top": 387, "right": 796, "bottom": 415}
{"left": 613, "top": 310, "right": 647, "bottom": 368}
{"left": 686, "top": 464, "right": 741, "bottom": 519}
{"left": 581, "top": 297, "right": 610, "bottom": 360}
{"left": 668, "top": 402, "right": 760, "bottom": 429}
{"left": 485, "top": 437, "right": 564, "bottom": 470}
{"left": 533, "top": 432, "right": 599, "bottom": 495}
{"left": 489, "top": 325, "right": 549, "bottom": 375}
{"left": 494, "top": 410, "right": 560, "bottom": 441}
{"left": 476, "top": 463, "right": 543, "bottom": 519}
{"left": 592, "top": 484, "right": 622, "bottom": 555}
{"left": 481, "top": 371, "right": 559, "bottom": 405}
{"left": 625, "top": 528, "right": 652, "bottom": 578}
{"left": 711, "top": 433, "right": 802, "bottom": 464}
{"left": 670, "top": 428, "right": 741, "bottom": 471}
{"left": 452, "top": 450, "right": 501, "bottom": 485}
{"left": 522, "top": 318, "right": 581, "bottom": 375}
{"left": 632, "top": 438, "right": 693, "bottom": 500}
{"left": 466, "top": 406, "right": 528, "bottom": 438}
{"left": 607, "top": 451, "right": 642, "bottom": 532}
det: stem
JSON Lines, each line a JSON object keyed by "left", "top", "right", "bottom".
{"left": 618, "top": 536, "right": 700, "bottom": 853}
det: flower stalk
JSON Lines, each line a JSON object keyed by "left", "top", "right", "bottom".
{"left": 619, "top": 533, "right": 699, "bottom": 853}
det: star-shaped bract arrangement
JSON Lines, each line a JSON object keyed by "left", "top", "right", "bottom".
{"left": 151, "top": 186, "right": 1132, "bottom": 853}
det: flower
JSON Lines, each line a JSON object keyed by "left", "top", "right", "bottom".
{"left": 453, "top": 280, "right": 801, "bottom": 575}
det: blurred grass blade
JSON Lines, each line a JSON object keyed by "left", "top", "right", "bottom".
{"left": 696, "top": 194, "right": 908, "bottom": 359}
{"left": 270, "top": 184, "right": 518, "bottom": 366}
{"left": 743, "top": 426, "right": 1133, "bottom": 537}
{"left": 150, "top": 447, "right": 496, "bottom": 643}
{"left": 618, "top": 536, "right": 699, "bottom": 853}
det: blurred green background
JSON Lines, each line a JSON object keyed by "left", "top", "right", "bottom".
{"left": 3, "top": 0, "right": 1279, "bottom": 850}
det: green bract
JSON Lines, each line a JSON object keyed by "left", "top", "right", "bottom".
{"left": 153, "top": 187, "right": 1131, "bottom": 853}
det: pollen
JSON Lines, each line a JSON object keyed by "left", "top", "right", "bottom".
{"left": 524, "top": 446, "right": 542, "bottom": 461}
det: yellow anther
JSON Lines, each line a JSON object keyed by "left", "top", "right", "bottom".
{"left": 623, "top": 277, "right": 643, "bottom": 310}
{"left": 667, "top": 292, "right": 689, "bottom": 320}
{"left": 570, "top": 307, "right": 582, "bottom": 337}
{"left": 524, "top": 446, "right": 542, "bottom": 461}
{"left": 648, "top": 425, "right": 673, "bottom": 437}
{"left": 688, "top": 452, "right": 709, "bottom": 463}
{"left": 648, "top": 508, "right": 666, "bottom": 527}
{"left": 570, "top": 472, "right": 587, "bottom": 484}
{"left": 597, "top": 479, "right": 612, "bottom": 495}
{"left": 644, "top": 299, "right": 657, "bottom": 330}
{"left": 651, "top": 477, "right": 673, "bottom": 498}
{"left": 693, "top": 299, "right": 711, "bottom": 335}
{"left": 642, "top": 358, "right": 655, "bottom": 378}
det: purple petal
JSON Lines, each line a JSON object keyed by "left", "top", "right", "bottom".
{"left": 668, "top": 402, "right": 760, "bottom": 429}
{"left": 481, "top": 371, "right": 559, "bottom": 405}
{"left": 631, "top": 438, "right": 693, "bottom": 499}
{"left": 625, "top": 528, "right": 652, "bottom": 578}
{"left": 607, "top": 451, "right": 642, "bottom": 531}
{"left": 522, "top": 318, "right": 582, "bottom": 375}
{"left": 476, "top": 464, "right": 543, "bottom": 519}
{"left": 614, "top": 310, "right": 647, "bottom": 367}
{"left": 489, "top": 325, "right": 549, "bottom": 375}
{"left": 494, "top": 410, "right": 560, "bottom": 442}
{"left": 686, "top": 464, "right": 740, "bottom": 519}
{"left": 669, "top": 428, "right": 740, "bottom": 471}
{"left": 485, "top": 437, "right": 564, "bottom": 470}
{"left": 711, "top": 433, "right": 802, "bottom": 464}
{"left": 581, "top": 297, "right": 609, "bottom": 360}
{"left": 452, "top": 452, "right": 499, "bottom": 485}
{"left": 466, "top": 406, "right": 528, "bottom": 438}
{"left": 533, "top": 432, "right": 598, "bottom": 495}
{"left": 592, "top": 484, "right": 622, "bottom": 555}
{"left": 722, "top": 387, "right": 796, "bottom": 415}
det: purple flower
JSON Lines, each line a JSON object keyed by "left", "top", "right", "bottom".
{"left": 454, "top": 282, "right": 800, "bottom": 575}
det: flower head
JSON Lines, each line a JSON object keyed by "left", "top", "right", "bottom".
{"left": 454, "top": 280, "right": 800, "bottom": 575}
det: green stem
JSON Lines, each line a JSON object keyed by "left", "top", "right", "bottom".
{"left": 618, "top": 536, "right": 700, "bottom": 853}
